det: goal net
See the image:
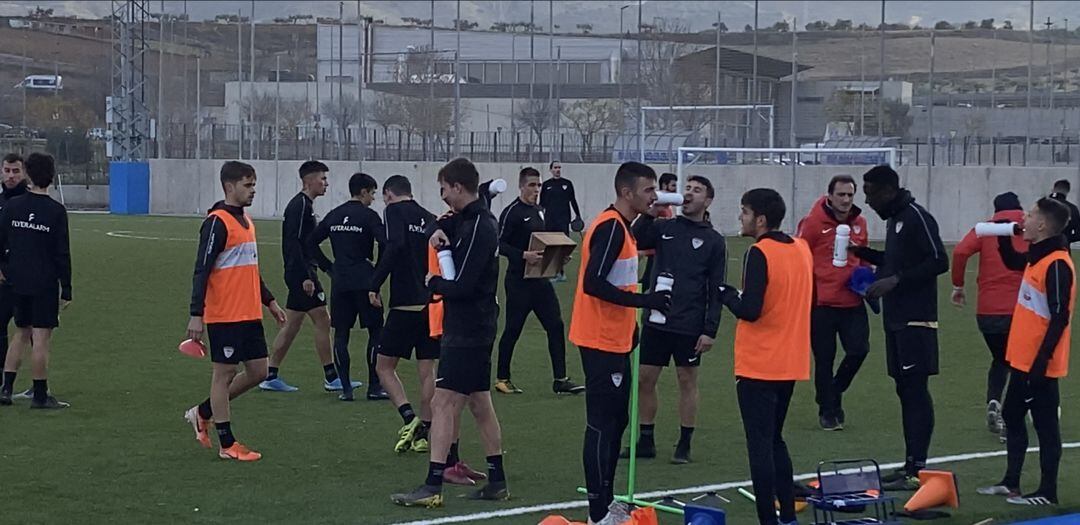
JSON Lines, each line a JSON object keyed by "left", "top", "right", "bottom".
{"left": 615, "top": 105, "right": 776, "bottom": 165}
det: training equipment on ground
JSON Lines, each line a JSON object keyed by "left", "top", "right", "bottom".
{"left": 833, "top": 225, "right": 851, "bottom": 267}
{"left": 975, "top": 222, "right": 1020, "bottom": 238}
{"left": 807, "top": 459, "right": 900, "bottom": 524}
{"left": 437, "top": 249, "right": 457, "bottom": 280}
{"left": 901, "top": 470, "right": 959, "bottom": 517}
{"left": 178, "top": 338, "right": 206, "bottom": 359}
{"left": 683, "top": 503, "right": 726, "bottom": 525}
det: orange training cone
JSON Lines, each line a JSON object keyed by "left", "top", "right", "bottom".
{"left": 904, "top": 470, "right": 959, "bottom": 512}
{"left": 537, "top": 516, "right": 585, "bottom": 525}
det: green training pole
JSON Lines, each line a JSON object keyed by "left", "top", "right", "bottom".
{"left": 574, "top": 488, "right": 686, "bottom": 516}
{"left": 626, "top": 341, "right": 642, "bottom": 498}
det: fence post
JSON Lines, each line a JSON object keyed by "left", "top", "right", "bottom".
{"left": 493, "top": 132, "right": 499, "bottom": 163}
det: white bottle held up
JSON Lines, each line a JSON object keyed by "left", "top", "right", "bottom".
{"left": 649, "top": 273, "right": 674, "bottom": 325}
{"left": 832, "top": 224, "right": 851, "bottom": 268}
{"left": 437, "top": 249, "right": 457, "bottom": 280}
{"left": 975, "top": 222, "right": 1021, "bottom": 238}
{"left": 655, "top": 192, "right": 684, "bottom": 206}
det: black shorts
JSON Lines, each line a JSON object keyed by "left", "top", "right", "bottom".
{"left": 331, "top": 289, "right": 383, "bottom": 330}
{"left": 885, "top": 326, "right": 939, "bottom": 378}
{"left": 207, "top": 321, "right": 269, "bottom": 364}
{"left": 12, "top": 291, "right": 60, "bottom": 329}
{"left": 378, "top": 309, "right": 440, "bottom": 360}
{"left": 640, "top": 324, "right": 701, "bottom": 367}
{"left": 436, "top": 344, "right": 493, "bottom": 394}
{"left": 285, "top": 278, "right": 327, "bottom": 312}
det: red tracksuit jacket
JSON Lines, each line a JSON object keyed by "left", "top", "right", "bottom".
{"left": 951, "top": 209, "right": 1026, "bottom": 316}
{"left": 796, "top": 196, "right": 870, "bottom": 309}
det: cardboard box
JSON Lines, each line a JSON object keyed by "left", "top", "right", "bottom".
{"left": 525, "top": 232, "right": 578, "bottom": 279}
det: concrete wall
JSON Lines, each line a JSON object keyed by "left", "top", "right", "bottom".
{"left": 148, "top": 159, "right": 1080, "bottom": 243}
{"left": 52, "top": 185, "right": 108, "bottom": 210}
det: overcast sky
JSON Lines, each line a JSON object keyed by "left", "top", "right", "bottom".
{"left": 3, "top": 1, "right": 1078, "bottom": 33}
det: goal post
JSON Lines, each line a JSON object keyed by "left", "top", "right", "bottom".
{"left": 633, "top": 105, "right": 776, "bottom": 165}
{"left": 676, "top": 145, "right": 897, "bottom": 192}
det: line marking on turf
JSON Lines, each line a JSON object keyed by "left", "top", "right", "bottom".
{"left": 387, "top": 442, "right": 1080, "bottom": 525}
{"left": 104, "top": 230, "right": 281, "bottom": 245}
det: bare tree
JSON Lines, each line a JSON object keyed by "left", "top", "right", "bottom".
{"left": 321, "top": 92, "right": 361, "bottom": 130}
{"left": 515, "top": 98, "right": 554, "bottom": 137}
{"left": 639, "top": 19, "right": 714, "bottom": 140}
{"left": 562, "top": 99, "right": 621, "bottom": 153}
{"left": 368, "top": 93, "right": 407, "bottom": 136}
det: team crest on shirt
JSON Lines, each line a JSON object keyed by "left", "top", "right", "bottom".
{"left": 539, "top": 210, "right": 545, "bottom": 221}
{"left": 692, "top": 238, "right": 704, "bottom": 250}
{"left": 853, "top": 225, "right": 862, "bottom": 234}
{"left": 318, "top": 292, "right": 326, "bottom": 301}
{"left": 562, "top": 184, "right": 567, "bottom": 191}
{"left": 895, "top": 221, "right": 904, "bottom": 234}
{"left": 611, "top": 373, "right": 623, "bottom": 387}
{"left": 223, "top": 346, "right": 235, "bottom": 358}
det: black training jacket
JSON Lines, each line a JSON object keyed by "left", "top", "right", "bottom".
{"left": 498, "top": 197, "right": 550, "bottom": 280}
{"left": 0, "top": 192, "right": 71, "bottom": 300}
{"left": 633, "top": 214, "right": 726, "bottom": 338}
{"left": 428, "top": 198, "right": 500, "bottom": 347}
{"left": 371, "top": 200, "right": 437, "bottom": 308}
{"left": 307, "top": 200, "right": 385, "bottom": 293}
{"left": 853, "top": 189, "right": 948, "bottom": 331}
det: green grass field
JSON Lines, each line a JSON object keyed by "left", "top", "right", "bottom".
{"left": 1, "top": 213, "right": 1078, "bottom": 525}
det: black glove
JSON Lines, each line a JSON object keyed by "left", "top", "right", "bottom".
{"left": 717, "top": 284, "right": 740, "bottom": 305}
{"left": 640, "top": 290, "right": 672, "bottom": 314}
{"left": 1027, "top": 360, "right": 1049, "bottom": 388}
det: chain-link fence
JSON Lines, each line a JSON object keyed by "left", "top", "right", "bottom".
{"left": 8, "top": 2, "right": 1080, "bottom": 170}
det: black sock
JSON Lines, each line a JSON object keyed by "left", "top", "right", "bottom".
{"left": 266, "top": 366, "right": 279, "bottom": 381}
{"left": 486, "top": 454, "right": 506, "bottom": 483}
{"left": 426, "top": 461, "right": 446, "bottom": 487}
{"left": 397, "top": 403, "right": 416, "bottom": 424}
{"left": 640, "top": 423, "right": 655, "bottom": 443}
{"left": 197, "top": 399, "right": 213, "bottom": 420}
{"left": 678, "top": 426, "right": 695, "bottom": 446}
{"left": 323, "top": 364, "right": 338, "bottom": 382}
{"left": 447, "top": 441, "right": 461, "bottom": 465}
{"left": 417, "top": 420, "right": 431, "bottom": 439}
{"left": 216, "top": 421, "right": 236, "bottom": 448}
{"left": 1, "top": 371, "right": 15, "bottom": 395}
{"left": 32, "top": 379, "right": 47, "bottom": 402}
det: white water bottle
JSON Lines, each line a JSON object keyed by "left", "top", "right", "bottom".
{"left": 832, "top": 224, "right": 851, "bottom": 268}
{"left": 437, "top": 249, "right": 457, "bottom": 280}
{"left": 655, "top": 192, "right": 684, "bottom": 206}
{"left": 975, "top": 222, "right": 1020, "bottom": 238}
{"left": 488, "top": 178, "right": 508, "bottom": 197}
{"left": 649, "top": 273, "right": 674, "bottom": 325}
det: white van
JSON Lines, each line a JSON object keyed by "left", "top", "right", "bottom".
{"left": 14, "top": 75, "right": 63, "bottom": 91}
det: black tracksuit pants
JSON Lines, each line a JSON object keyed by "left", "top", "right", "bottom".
{"left": 977, "top": 314, "right": 1012, "bottom": 405}
{"left": 1002, "top": 369, "right": 1061, "bottom": 499}
{"left": 580, "top": 347, "right": 631, "bottom": 523}
{"left": 497, "top": 277, "right": 567, "bottom": 381}
{"left": 811, "top": 305, "right": 869, "bottom": 418}
{"left": 737, "top": 378, "right": 797, "bottom": 525}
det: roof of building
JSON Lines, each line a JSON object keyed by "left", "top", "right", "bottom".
{"left": 677, "top": 46, "right": 810, "bottom": 79}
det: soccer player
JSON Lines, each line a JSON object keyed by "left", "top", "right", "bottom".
{"left": 623, "top": 175, "right": 725, "bottom": 464}
{"left": 852, "top": 165, "right": 949, "bottom": 491}
{"left": 391, "top": 158, "right": 508, "bottom": 507}
{"left": 568, "top": 161, "right": 671, "bottom": 525}
{"left": 719, "top": 188, "right": 813, "bottom": 525}
{"left": 0, "top": 153, "right": 27, "bottom": 391}
{"left": 951, "top": 192, "right": 1025, "bottom": 436}
{"left": 795, "top": 175, "right": 871, "bottom": 431}
{"left": 306, "top": 172, "right": 387, "bottom": 401}
{"left": 977, "top": 197, "right": 1073, "bottom": 507}
{"left": 369, "top": 175, "right": 440, "bottom": 453}
{"left": 1048, "top": 179, "right": 1080, "bottom": 244}
{"left": 494, "top": 167, "right": 584, "bottom": 395}
{"left": 0, "top": 153, "right": 72, "bottom": 409}
{"left": 539, "top": 161, "right": 581, "bottom": 282}
{"left": 262, "top": 160, "right": 358, "bottom": 393}
{"left": 181, "top": 161, "right": 286, "bottom": 461}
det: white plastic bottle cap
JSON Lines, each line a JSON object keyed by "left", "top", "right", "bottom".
{"left": 488, "top": 178, "right": 508, "bottom": 197}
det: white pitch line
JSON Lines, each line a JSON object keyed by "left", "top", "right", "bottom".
{"left": 388, "top": 442, "right": 1080, "bottom": 525}
{"left": 104, "top": 230, "right": 281, "bottom": 245}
